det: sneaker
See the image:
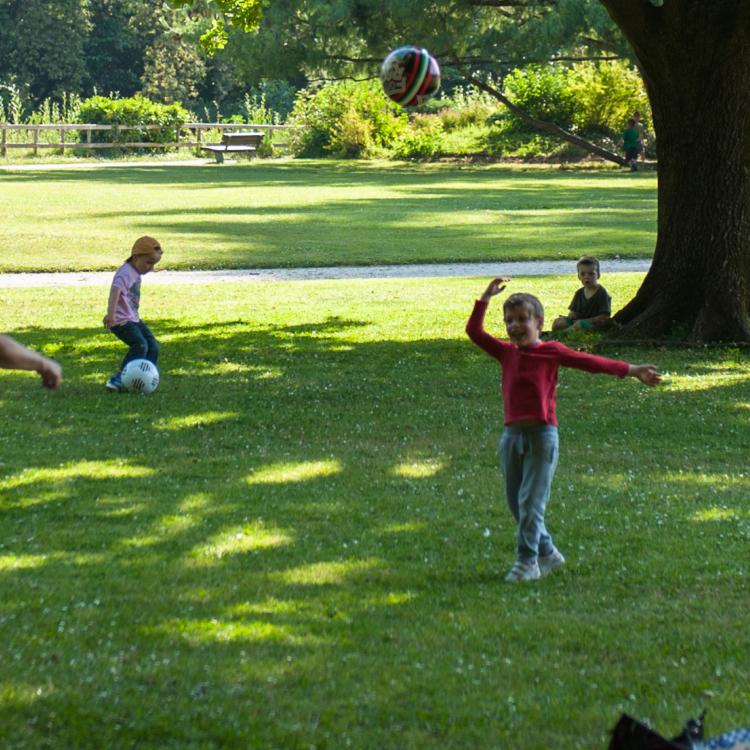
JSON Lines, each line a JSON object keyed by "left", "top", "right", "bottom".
{"left": 539, "top": 548, "right": 565, "bottom": 576}
{"left": 504, "top": 559, "right": 541, "bottom": 583}
{"left": 105, "top": 375, "right": 123, "bottom": 392}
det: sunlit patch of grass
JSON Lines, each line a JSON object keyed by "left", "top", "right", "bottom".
{"left": 178, "top": 493, "right": 212, "bottom": 513}
{"left": 169, "top": 362, "right": 282, "bottom": 378}
{"left": 0, "top": 490, "right": 69, "bottom": 510}
{"left": 154, "top": 411, "right": 240, "bottom": 431}
{"left": 0, "top": 681, "right": 53, "bottom": 705}
{"left": 0, "top": 554, "right": 47, "bottom": 572}
{"left": 274, "top": 558, "right": 381, "bottom": 586}
{"left": 190, "top": 524, "right": 292, "bottom": 564}
{"left": 0, "top": 551, "right": 106, "bottom": 571}
{"left": 365, "top": 590, "right": 417, "bottom": 607}
{"left": 227, "top": 598, "right": 302, "bottom": 617}
{"left": 663, "top": 472, "right": 750, "bottom": 488}
{"left": 690, "top": 507, "right": 746, "bottom": 522}
{"left": 151, "top": 617, "right": 315, "bottom": 645}
{"left": 390, "top": 457, "right": 445, "bottom": 478}
{"left": 244, "top": 459, "right": 343, "bottom": 485}
{"left": 1, "top": 459, "right": 154, "bottom": 489}
{"left": 381, "top": 521, "right": 428, "bottom": 534}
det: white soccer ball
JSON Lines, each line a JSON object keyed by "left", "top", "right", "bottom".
{"left": 121, "top": 359, "right": 160, "bottom": 394}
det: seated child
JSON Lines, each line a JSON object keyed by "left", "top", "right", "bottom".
{"left": 552, "top": 256, "right": 611, "bottom": 332}
{"left": 103, "top": 236, "right": 162, "bottom": 392}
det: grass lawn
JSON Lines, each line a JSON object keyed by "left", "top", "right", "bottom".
{"left": 1, "top": 274, "right": 748, "bottom": 749}
{"left": 0, "top": 160, "right": 656, "bottom": 272}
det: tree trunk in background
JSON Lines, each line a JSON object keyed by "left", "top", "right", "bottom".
{"left": 600, "top": 0, "right": 750, "bottom": 341}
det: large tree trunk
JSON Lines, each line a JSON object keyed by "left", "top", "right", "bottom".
{"left": 600, "top": 0, "right": 750, "bottom": 342}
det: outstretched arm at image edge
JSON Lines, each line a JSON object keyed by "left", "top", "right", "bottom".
{"left": 0, "top": 335, "right": 62, "bottom": 390}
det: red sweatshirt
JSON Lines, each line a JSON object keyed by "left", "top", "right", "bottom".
{"left": 466, "top": 299, "right": 629, "bottom": 426}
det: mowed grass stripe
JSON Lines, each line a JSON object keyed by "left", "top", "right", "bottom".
{"left": 1, "top": 160, "right": 656, "bottom": 272}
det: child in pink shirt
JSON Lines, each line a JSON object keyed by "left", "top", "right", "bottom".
{"left": 103, "top": 236, "right": 162, "bottom": 392}
{"left": 466, "top": 277, "right": 660, "bottom": 582}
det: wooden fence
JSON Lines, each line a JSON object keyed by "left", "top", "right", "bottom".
{"left": 0, "top": 122, "right": 300, "bottom": 157}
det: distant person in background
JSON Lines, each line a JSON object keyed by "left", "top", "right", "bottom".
{"left": 632, "top": 110, "right": 647, "bottom": 162}
{"left": 0, "top": 335, "right": 62, "bottom": 389}
{"left": 621, "top": 118, "right": 641, "bottom": 171}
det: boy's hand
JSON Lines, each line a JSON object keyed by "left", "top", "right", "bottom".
{"left": 480, "top": 277, "right": 511, "bottom": 302}
{"left": 103, "top": 313, "right": 115, "bottom": 329}
{"left": 36, "top": 357, "right": 62, "bottom": 390}
{"left": 629, "top": 364, "right": 661, "bottom": 387}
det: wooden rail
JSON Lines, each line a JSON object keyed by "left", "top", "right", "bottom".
{"left": 0, "top": 122, "right": 300, "bottom": 157}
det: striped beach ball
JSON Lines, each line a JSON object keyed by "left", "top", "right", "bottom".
{"left": 381, "top": 47, "right": 441, "bottom": 108}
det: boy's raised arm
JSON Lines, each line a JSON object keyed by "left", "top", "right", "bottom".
{"left": 466, "top": 278, "right": 512, "bottom": 359}
{"left": 480, "top": 277, "right": 511, "bottom": 302}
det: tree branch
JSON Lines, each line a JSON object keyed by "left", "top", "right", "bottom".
{"left": 464, "top": 74, "right": 627, "bottom": 166}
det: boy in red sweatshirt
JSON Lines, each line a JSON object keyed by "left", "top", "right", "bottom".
{"left": 466, "top": 277, "right": 660, "bottom": 582}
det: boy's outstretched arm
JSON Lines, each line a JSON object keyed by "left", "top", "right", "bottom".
{"left": 628, "top": 364, "right": 661, "bottom": 387}
{"left": 0, "top": 335, "right": 62, "bottom": 390}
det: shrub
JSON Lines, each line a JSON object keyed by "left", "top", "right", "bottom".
{"left": 483, "top": 117, "right": 561, "bottom": 158}
{"left": 0, "top": 83, "right": 27, "bottom": 124}
{"left": 26, "top": 93, "right": 82, "bottom": 125}
{"left": 439, "top": 85, "right": 498, "bottom": 130}
{"left": 393, "top": 114, "right": 444, "bottom": 160}
{"left": 288, "top": 80, "right": 408, "bottom": 158}
{"left": 503, "top": 65, "right": 577, "bottom": 130}
{"left": 483, "top": 61, "right": 653, "bottom": 159}
{"left": 568, "top": 60, "right": 651, "bottom": 138}
{"left": 77, "top": 95, "right": 190, "bottom": 145}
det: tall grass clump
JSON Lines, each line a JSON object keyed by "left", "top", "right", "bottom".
{"left": 0, "top": 83, "right": 25, "bottom": 124}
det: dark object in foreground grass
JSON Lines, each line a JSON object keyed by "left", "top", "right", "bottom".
{"left": 609, "top": 713, "right": 750, "bottom": 750}
{"left": 608, "top": 712, "right": 704, "bottom": 750}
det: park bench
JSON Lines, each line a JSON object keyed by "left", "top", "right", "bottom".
{"left": 202, "top": 131, "right": 264, "bottom": 163}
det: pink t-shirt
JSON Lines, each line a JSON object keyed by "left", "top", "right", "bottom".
{"left": 110, "top": 262, "right": 142, "bottom": 324}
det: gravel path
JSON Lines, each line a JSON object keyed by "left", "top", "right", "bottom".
{"left": 0, "top": 259, "right": 650, "bottom": 289}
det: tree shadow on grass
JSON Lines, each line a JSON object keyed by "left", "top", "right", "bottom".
{"left": 0, "top": 322, "right": 748, "bottom": 747}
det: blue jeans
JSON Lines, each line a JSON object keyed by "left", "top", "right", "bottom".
{"left": 499, "top": 424, "right": 559, "bottom": 563}
{"left": 110, "top": 321, "right": 159, "bottom": 373}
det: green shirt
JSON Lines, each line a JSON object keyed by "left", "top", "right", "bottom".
{"left": 569, "top": 286, "right": 612, "bottom": 319}
{"left": 622, "top": 126, "right": 640, "bottom": 150}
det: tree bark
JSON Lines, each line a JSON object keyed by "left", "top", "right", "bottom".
{"left": 600, "top": 0, "right": 750, "bottom": 341}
